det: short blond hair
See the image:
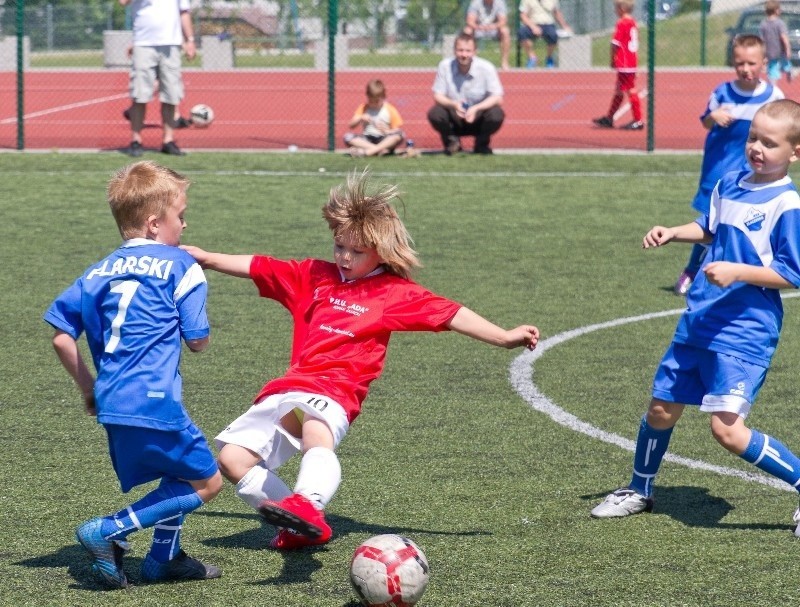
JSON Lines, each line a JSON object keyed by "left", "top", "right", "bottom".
{"left": 755, "top": 99, "right": 800, "bottom": 145}
{"left": 732, "top": 33, "right": 766, "bottom": 55}
{"left": 614, "top": 0, "right": 635, "bottom": 13}
{"left": 107, "top": 161, "right": 189, "bottom": 240}
{"left": 323, "top": 170, "right": 420, "bottom": 279}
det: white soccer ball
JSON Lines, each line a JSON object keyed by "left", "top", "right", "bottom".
{"left": 349, "top": 534, "right": 430, "bottom": 607}
{"left": 190, "top": 103, "right": 214, "bottom": 127}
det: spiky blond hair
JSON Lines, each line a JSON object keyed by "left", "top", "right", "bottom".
{"left": 322, "top": 170, "right": 421, "bottom": 279}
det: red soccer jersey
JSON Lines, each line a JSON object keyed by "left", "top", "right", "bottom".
{"left": 612, "top": 16, "right": 638, "bottom": 73}
{"left": 249, "top": 255, "right": 462, "bottom": 423}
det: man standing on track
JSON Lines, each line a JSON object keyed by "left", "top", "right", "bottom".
{"left": 120, "top": 0, "right": 195, "bottom": 157}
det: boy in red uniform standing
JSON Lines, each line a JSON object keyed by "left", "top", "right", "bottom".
{"left": 593, "top": 0, "right": 643, "bottom": 130}
{"left": 182, "top": 171, "right": 539, "bottom": 550}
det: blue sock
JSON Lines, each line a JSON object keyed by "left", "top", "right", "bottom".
{"left": 149, "top": 514, "right": 184, "bottom": 563}
{"left": 629, "top": 415, "right": 674, "bottom": 498}
{"left": 100, "top": 478, "right": 203, "bottom": 540}
{"left": 740, "top": 429, "right": 800, "bottom": 489}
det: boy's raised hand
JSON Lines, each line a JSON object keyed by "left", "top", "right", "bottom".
{"left": 181, "top": 244, "right": 211, "bottom": 267}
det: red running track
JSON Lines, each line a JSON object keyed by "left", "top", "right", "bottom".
{"left": 1, "top": 68, "right": 797, "bottom": 152}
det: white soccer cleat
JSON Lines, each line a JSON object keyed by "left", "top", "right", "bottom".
{"left": 591, "top": 488, "right": 654, "bottom": 518}
{"left": 792, "top": 506, "right": 800, "bottom": 537}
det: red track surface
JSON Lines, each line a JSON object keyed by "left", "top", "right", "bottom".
{"left": 1, "top": 68, "right": 797, "bottom": 152}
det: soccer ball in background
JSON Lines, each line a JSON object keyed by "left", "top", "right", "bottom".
{"left": 190, "top": 103, "right": 214, "bottom": 128}
{"left": 349, "top": 534, "right": 430, "bottom": 607}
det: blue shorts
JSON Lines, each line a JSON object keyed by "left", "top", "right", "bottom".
{"left": 652, "top": 342, "right": 767, "bottom": 419}
{"left": 105, "top": 422, "right": 218, "bottom": 493}
{"left": 518, "top": 24, "right": 559, "bottom": 45}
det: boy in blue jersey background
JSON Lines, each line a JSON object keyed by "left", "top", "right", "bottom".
{"left": 674, "top": 34, "right": 784, "bottom": 295}
{"left": 592, "top": 100, "right": 800, "bottom": 530}
{"left": 43, "top": 161, "right": 223, "bottom": 588}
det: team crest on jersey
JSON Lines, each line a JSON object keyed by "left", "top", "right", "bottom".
{"left": 743, "top": 207, "right": 765, "bottom": 231}
{"left": 329, "top": 296, "right": 369, "bottom": 316}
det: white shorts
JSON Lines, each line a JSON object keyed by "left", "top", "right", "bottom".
{"left": 215, "top": 392, "right": 350, "bottom": 470}
{"left": 130, "top": 45, "right": 184, "bottom": 105}
{"left": 473, "top": 29, "right": 500, "bottom": 40}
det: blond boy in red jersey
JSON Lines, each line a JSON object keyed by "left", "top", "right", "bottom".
{"left": 182, "top": 171, "right": 539, "bottom": 550}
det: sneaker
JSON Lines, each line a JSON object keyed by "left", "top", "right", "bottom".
{"left": 270, "top": 527, "right": 331, "bottom": 550}
{"left": 174, "top": 116, "right": 192, "bottom": 129}
{"left": 161, "top": 141, "right": 186, "bottom": 156}
{"left": 673, "top": 270, "right": 695, "bottom": 296}
{"left": 526, "top": 56, "right": 537, "bottom": 68}
{"left": 793, "top": 503, "right": 800, "bottom": 537}
{"left": 593, "top": 116, "right": 613, "bottom": 128}
{"left": 75, "top": 518, "right": 130, "bottom": 589}
{"left": 545, "top": 57, "right": 556, "bottom": 68}
{"left": 590, "top": 488, "right": 654, "bottom": 518}
{"left": 141, "top": 550, "right": 221, "bottom": 583}
{"left": 348, "top": 147, "right": 366, "bottom": 158}
{"left": 257, "top": 493, "right": 332, "bottom": 541}
{"left": 127, "top": 141, "right": 143, "bottom": 158}
{"left": 621, "top": 120, "right": 645, "bottom": 131}
{"left": 474, "top": 146, "right": 493, "bottom": 155}
{"left": 445, "top": 136, "right": 462, "bottom": 156}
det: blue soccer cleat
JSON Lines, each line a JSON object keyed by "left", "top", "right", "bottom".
{"left": 75, "top": 517, "right": 130, "bottom": 589}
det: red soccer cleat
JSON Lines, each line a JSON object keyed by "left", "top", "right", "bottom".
{"left": 258, "top": 493, "right": 332, "bottom": 541}
{"left": 269, "top": 527, "right": 331, "bottom": 550}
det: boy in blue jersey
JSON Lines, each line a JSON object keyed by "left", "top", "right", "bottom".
{"left": 592, "top": 99, "right": 800, "bottom": 530}
{"left": 674, "top": 34, "right": 784, "bottom": 296}
{"left": 43, "top": 161, "right": 223, "bottom": 588}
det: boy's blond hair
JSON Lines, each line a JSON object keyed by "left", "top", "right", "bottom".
{"left": 732, "top": 33, "right": 766, "bottom": 55}
{"left": 756, "top": 99, "right": 800, "bottom": 145}
{"left": 614, "top": 0, "right": 635, "bottom": 13}
{"left": 323, "top": 170, "right": 420, "bottom": 279}
{"left": 107, "top": 161, "right": 190, "bottom": 240}
{"left": 366, "top": 79, "right": 387, "bottom": 99}
{"left": 765, "top": 0, "right": 780, "bottom": 16}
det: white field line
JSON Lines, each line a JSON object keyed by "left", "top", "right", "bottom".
{"left": 0, "top": 92, "right": 129, "bottom": 125}
{"left": 509, "top": 292, "right": 800, "bottom": 493}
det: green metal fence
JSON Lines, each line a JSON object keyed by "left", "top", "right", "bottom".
{"left": 0, "top": 1, "right": 759, "bottom": 153}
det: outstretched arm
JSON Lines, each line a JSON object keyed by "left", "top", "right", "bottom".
{"left": 643, "top": 222, "right": 710, "bottom": 248}
{"left": 52, "top": 330, "right": 96, "bottom": 415}
{"left": 181, "top": 245, "right": 253, "bottom": 278}
{"left": 447, "top": 307, "right": 539, "bottom": 350}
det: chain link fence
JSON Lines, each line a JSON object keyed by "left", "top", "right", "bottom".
{"left": 0, "top": 0, "right": 776, "bottom": 152}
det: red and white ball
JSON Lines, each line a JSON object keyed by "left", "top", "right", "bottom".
{"left": 189, "top": 103, "right": 214, "bottom": 127}
{"left": 349, "top": 534, "right": 430, "bottom": 607}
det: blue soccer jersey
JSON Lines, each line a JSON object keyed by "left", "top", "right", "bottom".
{"left": 691, "top": 81, "right": 784, "bottom": 214}
{"left": 44, "top": 239, "right": 209, "bottom": 430}
{"left": 676, "top": 170, "right": 800, "bottom": 366}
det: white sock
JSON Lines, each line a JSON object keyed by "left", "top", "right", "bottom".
{"left": 294, "top": 447, "right": 341, "bottom": 510}
{"left": 235, "top": 462, "right": 292, "bottom": 511}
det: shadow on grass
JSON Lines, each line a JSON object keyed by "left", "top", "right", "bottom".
{"left": 196, "top": 509, "right": 488, "bottom": 587}
{"left": 584, "top": 485, "right": 790, "bottom": 531}
{"left": 15, "top": 544, "right": 145, "bottom": 592}
{"left": 197, "top": 509, "right": 489, "bottom": 551}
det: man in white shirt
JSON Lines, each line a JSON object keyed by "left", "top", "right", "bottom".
{"left": 428, "top": 32, "right": 505, "bottom": 155}
{"left": 120, "top": 0, "right": 196, "bottom": 157}
{"left": 518, "top": 0, "right": 572, "bottom": 68}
